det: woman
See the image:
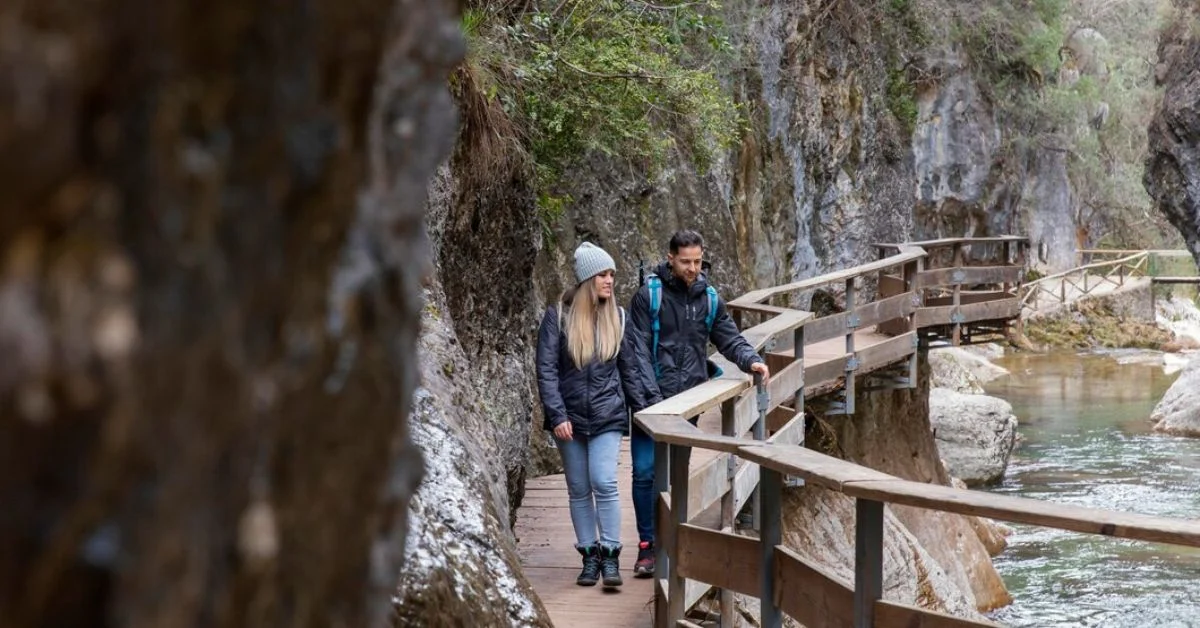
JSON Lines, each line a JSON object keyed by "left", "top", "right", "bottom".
{"left": 536, "top": 242, "right": 660, "bottom": 588}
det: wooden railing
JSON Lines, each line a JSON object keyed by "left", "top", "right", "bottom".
{"left": 631, "top": 237, "right": 1200, "bottom": 627}
{"left": 635, "top": 412, "right": 1200, "bottom": 628}
{"left": 1019, "top": 251, "right": 1149, "bottom": 312}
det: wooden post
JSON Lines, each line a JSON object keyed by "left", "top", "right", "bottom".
{"left": 854, "top": 498, "right": 884, "bottom": 628}
{"left": 750, "top": 372, "right": 768, "bottom": 529}
{"left": 668, "top": 444, "right": 692, "bottom": 625}
{"left": 655, "top": 440, "right": 670, "bottom": 628}
{"left": 760, "top": 467, "right": 783, "bottom": 628}
{"left": 906, "top": 258, "right": 921, "bottom": 385}
{"left": 718, "top": 399, "right": 736, "bottom": 627}
{"left": 952, "top": 243, "right": 963, "bottom": 345}
{"left": 844, "top": 277, "right": 857, "bottom": 414}
{"left": 1003, "top": 240, "right": 1013, "bottom": 294}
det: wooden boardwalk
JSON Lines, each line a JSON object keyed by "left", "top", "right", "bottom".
{"left": 514, "top": 332, "right": 888, "bottom": 627}
{"left": 517, "top": 435, "right": 726, "bottom": 627}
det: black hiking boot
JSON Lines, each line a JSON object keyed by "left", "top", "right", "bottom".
{"left": 633, "top": 541, "right": 655, "bottom": 578}
{"left": 600, "top": 545, "right": 623, "bottom": 587}
{"left": 576, "top": 545, "right": 601, "bottom": 586}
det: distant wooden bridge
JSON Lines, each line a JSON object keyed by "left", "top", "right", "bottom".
{"left": 514, "top": 237, "right": 1200, "bottom": 628}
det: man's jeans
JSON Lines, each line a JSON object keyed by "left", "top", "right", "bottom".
{"left": 631, "top": 417, "right": 698, "bottom": 544}
{"left": 556, "top": 430, "right": 623, "bottom": 550}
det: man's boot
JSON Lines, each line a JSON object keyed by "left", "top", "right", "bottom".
{"left": 633, "top": 541, "right": 655, "bottom": 577}
{"left": 599, "top": 545, "right": 623, "bottom": 587}
{"left": 576, "top": 544, "right": 601, "bottom": 586}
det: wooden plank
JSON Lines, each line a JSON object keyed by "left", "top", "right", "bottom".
{"left": 1152, "top": 276, "right": 1200, "bottom": 284}
{"left": 855, "top": 332, "right": 915, "bottom": 372}
{"left": 726, "top": 301, "right": 792, "bottom": 316}
{"left": 639, "top": 377, "right": 749, "bottom": 421}
{"left": 732, "top": 458, "right": 759, "bottom": 515}
{"left": 917, "top": 265, "right": 1022, "bottom": 288}
{"left": 957, "top": 298, "right": 1020, "bottom": 323}
{"left": 842, "top": 479, "right": 1200, "bottom": 548}
{"left": 676, "top": 524, "right": 761, "bottom": 597}
{"left": 687, "top": 453, "right": 730, "bottom": 519}
{"left": 804, "top": 354, "right": 849, "bottom": 391}
{"left": 801, "top": 293, "right": 917, "bottom": 346}
{"left": 874, "top": 236, "right": 1027, "bottom": 250}
{"left": 767, "top": 413, "right": 805, "bottom": 447}
{"left": 633, "top": 415, "right": 746, "bottom": 453}
{"left": 766, "top": 357, "right": 804, "bottom": 412}
{"left": 731, "top": 251, "right": 925, "bottom": 307}
{"left": 913, "top": 304, "right": 955, "bottom": 327}
{"left": 925, "top": 290, "right": 1013, "bottom": 306}
{"left": 875, "top": 601, "right": 1001, "bottom": 627}
{"left": 740, "top": 310, "right": 812, "bottom": 353}
{"left": 735, "top": 444, "right": 894, "bottom": 492}
{"left": 774, "top": 546, "right": 855, "bottom": 628}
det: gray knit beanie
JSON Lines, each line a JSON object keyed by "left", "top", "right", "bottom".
{"left": 574, "top": 242, "right": 616, "bottom": 284}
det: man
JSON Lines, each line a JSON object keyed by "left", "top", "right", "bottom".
{"left": 626, "top": 229, "right": 770, "bottom": 576}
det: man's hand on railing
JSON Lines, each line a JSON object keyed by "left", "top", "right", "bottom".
{"left": 750, "top": 361, "right": 770, "bottom": 384}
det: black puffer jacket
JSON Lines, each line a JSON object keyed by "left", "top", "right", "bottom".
{"left": 628, "top": 262, "right": 763, "bottom": 399}
{"left": 536, "top": 301, "right": 662, "bottom": 437}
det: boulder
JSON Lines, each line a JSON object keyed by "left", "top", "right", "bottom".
{"left": 929, "top": 347, "right": 1009, "bottom": 394}
{"left": 928, "top": 389, "right": 1018, "bottom": 485}
{"left": 1151, "top": 356, "right": 1200, "bottom": 437}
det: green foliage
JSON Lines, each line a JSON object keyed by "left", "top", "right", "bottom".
{"left": 460, "top": 1, "right": 741, "bottom": 216}
{"left": 886, "top": 67, "right": 919, "bottom": 134}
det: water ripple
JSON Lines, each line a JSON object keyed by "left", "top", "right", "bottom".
{"left": 983, "top": 352, "right": 1200, "bottom": 628}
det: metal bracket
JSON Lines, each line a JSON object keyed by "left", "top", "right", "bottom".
{"left": 784, "top": 476, "right": 806, "bottom": 488}
{"left": 952, "top": 269, "right": 966, "bottom": 284}
{"left": 847, "top": 313, "right": 861, "bottom": 329}
{"left": 846, "top": 356, "right": 860, "bottom": 371}
{"left": 950, "top": 311, "right": 966, "bottom": 324}
{"left": 825, "top": 400, "right": 849, "bottom": 415}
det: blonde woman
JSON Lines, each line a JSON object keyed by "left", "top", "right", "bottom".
{"left": 536, "top": 242, "right": 661, "bottom": 588}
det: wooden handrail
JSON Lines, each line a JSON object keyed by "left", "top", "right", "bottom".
{"left": 1020, "top": 251, "right": 1148, "bottom": 307}
{"left": 729, "top": 247, "right": 926, "bottom": 307}
{"left": 624, "top": 237, "right": 1200, "bottom": 628}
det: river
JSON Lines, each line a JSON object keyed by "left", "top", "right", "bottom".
{"left": 982, "top": 350, "right": 1200, "bottom": 627}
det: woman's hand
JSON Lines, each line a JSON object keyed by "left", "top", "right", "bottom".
{"left": 553, "top": 421, "right": 574, "bottom": 441}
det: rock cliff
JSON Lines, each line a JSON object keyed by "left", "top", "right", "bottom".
{"left": 1146, "top": 6, "right": 1200, "bottom": 265}
{"left": 0, "top": 0, "right": 461, "bottom": 626}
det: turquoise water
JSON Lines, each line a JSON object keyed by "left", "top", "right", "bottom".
{"left": 982, "top": 351, "right": 1200, "bottom": 627}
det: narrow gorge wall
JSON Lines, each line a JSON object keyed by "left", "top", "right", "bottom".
{"left": 1, "top": 0, "right": 461, "bottom": 626}
{"left": 1146, "top": 5, "right": 1200, "bottom": 266}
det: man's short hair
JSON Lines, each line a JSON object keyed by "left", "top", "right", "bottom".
{"left": 669, "top": 230, "right": 704, "bottom": 254}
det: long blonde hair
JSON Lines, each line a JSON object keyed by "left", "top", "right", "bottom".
{"left": 561, "top": 279, "right": 622, "bottom": 369}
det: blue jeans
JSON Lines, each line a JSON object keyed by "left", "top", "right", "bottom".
{"left": 630, "top": 423, "right": 656, "bottom": 544}
{"left": 556, "top": 430, "right": 622, "bottom": 550}
{"left": 631, "top": 417, "right": 698, "bottom": 545}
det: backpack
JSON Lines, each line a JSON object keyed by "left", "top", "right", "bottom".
{"left": 643, "top": 272, "right": 721, "bottom": 379}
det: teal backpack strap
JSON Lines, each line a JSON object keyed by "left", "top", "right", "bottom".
{"left": 704, "top": 285, "right": 719, "bottom": 331}
{"left": 704, "top": 286, "right": 723, "bottom": 380}
{"left": 647, "top": 276, "right": 663, "bottom": 377}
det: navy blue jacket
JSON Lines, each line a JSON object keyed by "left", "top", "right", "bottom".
{"left": 628, "top": 262, "right": 763, "bottom": 399}
{"left": 536, "top": 302, "right": 662, "bottom": 436}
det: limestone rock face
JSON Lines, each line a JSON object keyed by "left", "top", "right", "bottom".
{"left": 928, "top": 388, "right": 1018, "bottom": 486}
{"left": 394, "top": 286, "right": 550, "bottom": 626}
{"left": 0, "top": 0, "right": 463, "bottom": 626}
{"left": 1151, "top": 355, "right": 1200, "bottom": 437}
{"left": 779, "top": 488, "right": 988, "bottom": 620}
{"left": 1146, "top": 10, "right": 1200, "bottom": 267}
{"left": 912, "top": 50, "right": 1002, "bottom": 238}
{"left": 828, "top": 360, "right": 1013, "bottom": 611}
